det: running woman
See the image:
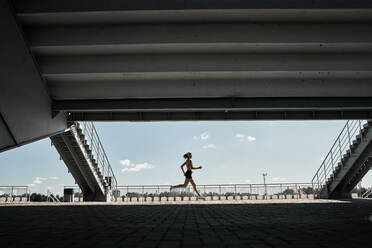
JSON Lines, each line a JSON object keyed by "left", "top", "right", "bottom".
{"left": 170, "top": 152, "right": 202, "bottom": 196}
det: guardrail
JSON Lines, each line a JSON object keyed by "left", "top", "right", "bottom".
{"left": 116, "top": 183, "right": 313, "bottom": 197}
{"left": 311, "top": 120, "right": 367, "bottom": 195}
{"left": 65, "top": 183, "right": 313, "bottom": 197}
{"left": 362, "top": 188, "right": 372, "bottom": 198}
{"left": 0, "top": 186, "right": 30, "bottom": 202}
{"left": 79, "top": 121, "right": 117, "bottom": 190}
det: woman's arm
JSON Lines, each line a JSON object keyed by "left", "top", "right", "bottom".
{"left": 180, "top": 162, "right": 186, "bottom": 175}
{"left": 191, "top": 161, "right": 202, "bottom": 169}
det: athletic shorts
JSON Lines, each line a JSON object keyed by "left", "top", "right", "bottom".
{"left": 185, "top": 170, "right": 192, "bottom": 179}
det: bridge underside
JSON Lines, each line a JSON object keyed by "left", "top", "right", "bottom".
{"left": 17, "top": 0, "right": 372, "bottom": 122}
{"left": 2, "top": 0, "right": 372, "bottom": 150}
{"left": 57, "top": 98, "right": 372, "bottom": 121}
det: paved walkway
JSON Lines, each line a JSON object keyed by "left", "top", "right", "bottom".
{"left": 0, "top": 200, "right": 371, "bottom": 247}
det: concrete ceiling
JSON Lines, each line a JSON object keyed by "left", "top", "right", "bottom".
{"left": 1, "top": 0, "right": 372, "bottom": 128}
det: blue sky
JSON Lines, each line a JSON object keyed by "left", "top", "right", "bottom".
{"left": 0, "top": 121, "right": 371, "bottom": 195}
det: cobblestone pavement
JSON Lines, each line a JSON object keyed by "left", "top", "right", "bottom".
{"left": 0, "top": 200, "right": 371, "bottom": 248}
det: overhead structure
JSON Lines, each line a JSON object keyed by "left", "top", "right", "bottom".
{"left": 0, "top": 0, "right": 67, "bottom": 152}
{"left": 10, "top": 0, "right": 372, "bottom": 122}
{"left": 2, "top": 0, "right": 372, "bottom": 151}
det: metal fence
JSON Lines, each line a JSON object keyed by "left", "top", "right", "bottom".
{"left": 0, "top": 186, "right": 30, "bottom": 202}
{"left": 63, "top": 183, "right": 314, "bottom": 201}
{"left": 115, "top": 183, "right": 313, "bottom": 197}
{"left": 312, "top": 120, "right": 367, "bottom": 194}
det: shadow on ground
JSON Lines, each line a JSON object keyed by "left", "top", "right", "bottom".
{"left": 0, "top": 200, "right": 371, "bottom": 248}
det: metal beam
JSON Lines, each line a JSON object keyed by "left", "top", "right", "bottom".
{"left": 26, "top": 23, "right": 372, "bottom": 48}
{"left": 67, "top": 110, "right": 372, "bottom": 121}
{"left": 17, "top": 9, "right": 372, "bottom": 26}
{"left": 31, "top": 43, "right": 372, "bottom": 57}
{"left": 56, "top": 97, "right": 372, "bottom": 121}
{"left": 48, "top": 79, "right": 372, "bottom": 100}
{"left": 53, "top": 97, "right": 372, "bottom": 111}
{"left": 40, "top": 54, "right": 372, "bottom": 76}
{"left": 26, "top": 23, "right": 372, "bottom": 56}
{"left": 13, "top": 0, "right": 372, "bottom": 13}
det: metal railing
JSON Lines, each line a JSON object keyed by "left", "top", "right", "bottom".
{"left": 114, "top": 183, "right": 313, "bottom": 197}
{"left": 311, "top": 120, "right": 367, "bottom": 195}
{"left": 64, "top": 183, "right": 314, "bottom": 201}
{"left": 0, "top": 186, "right": 30, "bottom": 202}
{"left": 362, "top": 188, "right": 372, "bottom": 198}
{"left": 78, "top": 121, "right": 117, "bottom": 190}
{"left": 46, "top": 190, "right": 60, "bottom": 202}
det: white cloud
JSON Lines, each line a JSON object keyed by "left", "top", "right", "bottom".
{"left": 120, "top": 160, "right": 131, "bottom": 166}
{"left": 33, "top": 177, "right": 47, "bottom": 184}
{"left": 272, "top": 177, "right": 287, "bottom": 182}
{"left": 121, "top": 159, "right": 155, "bottom": 172}
{"left": 193, "top": 132, "right": 210, "bottom": 140}
{"left": 28, "top": 184, "right": 35, "bottom": 187}
{"left": 235, "top": 133, "right": 245, "bottom": 138}
{"left": 200, "top": 132, "right": 209, "bottom": 140}
{"left": 47, "top": 186, "right": 53, "bottom": 190}
{"left": 122, "top": 162, "right": 155, "bottom": 172}
{"left": 244, "top": 179, "right": 251, "bottom": 183}
{"left": 50, "top": 176, "right": 59, "bottom": 180}
{"left": 235, "top": 133, "right": 256, "bottom": 142}
{"left": 34, "top": 179, "right": 42, "bottom": 184}
{"left": 202, "top": 144, "right": 216, "bottom": 149}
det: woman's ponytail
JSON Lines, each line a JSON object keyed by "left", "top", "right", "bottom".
{"left": 183, "top": 153, "right": 189, "bottom": 159}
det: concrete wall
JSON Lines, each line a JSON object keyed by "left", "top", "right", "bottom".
{"left": 0, "top": 0, "right": 67, "bottom": 152}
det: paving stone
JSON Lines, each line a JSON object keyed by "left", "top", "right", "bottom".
{"left": 0, "top": 200, "right": 371, "bottom": 247}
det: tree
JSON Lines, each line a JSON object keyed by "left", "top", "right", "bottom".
{"left": 302, "top": 187, "right": 314, "bottom": 194}
{"left": 30, "top": 193, "right": 47, "bottom": 202}
{"left": 282, "top": 188, "right": 294, "bottom": 195}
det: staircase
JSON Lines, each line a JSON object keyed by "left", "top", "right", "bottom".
{"left": 50, "top": 122, "right": 117, "bottom": 201}
{"left": 312, "top": 120, "right": 372, "bottom": 199}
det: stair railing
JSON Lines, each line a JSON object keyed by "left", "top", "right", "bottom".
{"left": 79, "top": 122, "right": 118, "bottom": 190}
{"left": 311, "top": 120, "right": 366, "bottom": 197}
{"left": 362, "top": 188, "right": 372, "bottom": 198}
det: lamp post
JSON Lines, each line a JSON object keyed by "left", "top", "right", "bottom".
{"left": 263, "top": 173, "right": 268, "bottom": 199}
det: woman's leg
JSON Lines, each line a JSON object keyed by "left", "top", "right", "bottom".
{"left": 171, "top": 178, "right": 190, "bottom": 189}
{"left": 190, "top": 179, "right": 201, "bottom": 196}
